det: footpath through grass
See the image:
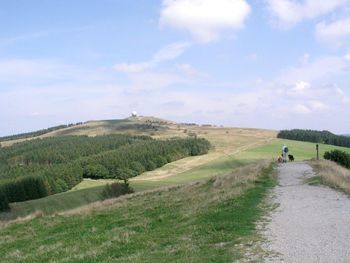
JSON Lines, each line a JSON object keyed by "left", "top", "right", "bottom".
{"left": 0, "top": 162, "right": 276, "bottom": 262}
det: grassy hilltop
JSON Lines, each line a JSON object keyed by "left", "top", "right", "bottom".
{"left": 1, "top": 117, "right": 350, "bottom": 262}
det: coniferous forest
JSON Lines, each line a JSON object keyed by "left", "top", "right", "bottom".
{"left": 278, "top": 129, "right": 350, "bottom": 148}
{"left": 0, "top": 135, "right": 211, "bottom": 210}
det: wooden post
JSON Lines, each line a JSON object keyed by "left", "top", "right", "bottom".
{"left": 316, "top": 144, "right": 319, "bottom": 160}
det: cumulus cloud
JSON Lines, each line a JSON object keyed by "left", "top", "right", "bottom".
{"left": 316, "top": 17, "right": 350, "bottom": 44}
{"left": 266, "top": 0, "right": 346, "bottom": 27}
{"left": 159, "top": 0, "right": 251, "bottom": 42}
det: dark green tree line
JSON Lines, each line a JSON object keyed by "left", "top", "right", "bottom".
{"left": 278, "top": 129, "right": 350, "bottom": 148}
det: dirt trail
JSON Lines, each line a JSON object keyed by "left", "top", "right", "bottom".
{"left": 262, "top": 162, "right": 350, "bottom": 262}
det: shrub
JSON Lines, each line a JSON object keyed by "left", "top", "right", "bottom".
{"left": 101, "top": 182, "right": 134, "bottom": 200}
{"left": 324, "top": 150, "right": 350, "bottom": 169}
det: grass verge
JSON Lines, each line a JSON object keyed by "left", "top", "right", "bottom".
{"left": 308, "top": 159, "right": 350, "bottom": 195}
{"left": 0, "top": 161, "right": 276, "bottom": 262}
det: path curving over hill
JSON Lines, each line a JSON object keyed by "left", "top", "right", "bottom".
{"left": 263, "top": 162, "right": 350, "bottom": 262}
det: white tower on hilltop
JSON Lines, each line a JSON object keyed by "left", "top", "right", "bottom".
{"left": 131, "top": 111, "right": 138, "bottom": 117}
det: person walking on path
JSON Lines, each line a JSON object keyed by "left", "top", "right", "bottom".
{"left": 282, "top": 144, "right": 288, "bottom": 163}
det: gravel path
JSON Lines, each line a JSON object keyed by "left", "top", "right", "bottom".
{"left": 262, "top": 161, "right": 350, "bottom": 263}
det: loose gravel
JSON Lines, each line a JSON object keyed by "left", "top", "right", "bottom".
{"left": 262, "top": 161, "right": 350, "bottom": 263}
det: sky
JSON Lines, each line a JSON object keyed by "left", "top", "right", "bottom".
{"left": 1, "top": 0, "right": 350, "bottom": 136}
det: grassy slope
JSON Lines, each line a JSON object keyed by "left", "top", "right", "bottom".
{"left": 2, "top": 118, "right": 277, "bottom": 219}
{"left": 3, "top": 118, "right": 349, "bottom": 220}
{"left": 4, "top": 138, "right": 350, "bottom": 219}
{"left": 1, "top": 118, "right": 350, "bottom": 261}
{"left": 0, "top": 162, "right": 275, "bottom": 262}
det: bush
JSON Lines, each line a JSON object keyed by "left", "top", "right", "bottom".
{"left": 324, "top": 150, "right": 350, "bottom": 169}
{"left": 101, "top": 182, "right": 134, "bottom": 200}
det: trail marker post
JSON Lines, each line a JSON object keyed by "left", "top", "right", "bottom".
{"left": 316, "top": 144, "right": 319, "bottom": 160}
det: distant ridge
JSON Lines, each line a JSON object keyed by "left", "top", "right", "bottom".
{"left": 126, "top": 115, "right": 175, "bottom": 124}
{"left": 0, "top": 122, "right": 85, "bottom": 142}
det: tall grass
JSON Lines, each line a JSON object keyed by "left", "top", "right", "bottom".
{"left": 309, "top": 159, "right": 350, "bottom": 195}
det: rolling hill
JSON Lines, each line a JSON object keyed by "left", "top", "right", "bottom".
{"left": 1, "top": 117, "right": 350, "bottom": 262}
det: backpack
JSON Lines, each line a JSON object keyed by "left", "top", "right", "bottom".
{"left": 284, "top": 147, "right": 289, "bottom": 153}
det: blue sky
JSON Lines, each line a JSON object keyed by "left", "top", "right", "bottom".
{"left": 1, "top": 0, "right": 350, "bottom": 136}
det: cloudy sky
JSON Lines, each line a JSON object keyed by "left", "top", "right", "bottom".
{"left": 1, "top": 0, "right": 350, "bottom": 136}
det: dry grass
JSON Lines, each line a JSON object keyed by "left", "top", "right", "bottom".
{"left": 59, "top": 160, "right": 272, "bottom": 218}
{"left": 309, "top": 159, "right": 350, "bottom": 194}
{"left": 0, "top": 211, "right": 44, "bottom": 229}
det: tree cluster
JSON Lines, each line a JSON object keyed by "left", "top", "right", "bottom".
{"left": 0, "top": 135, "right": 210, "bottom": 211}
{"left": 278, "top": 129, "right": 350, "bottom": 148}
{"left": 79, "top": 138, "right": 211, "bottom": 182}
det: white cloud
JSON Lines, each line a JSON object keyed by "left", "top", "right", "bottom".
{"left": 292, "top": 81, "right": 310, "bottom": 94}
{"left": 308, "top": 100, "right": 329, "bottom": 111}
{"left": 302, "top": 53, "right": 310, "bottom": 64}
{"left": 113, "top": 42, "right": 191, "bottom": 73}
{"left": 159, "top": 0, "right": 251, "bottom": 42}
{"left": 278, "top": 55, "right": 349, "bottom": 84}
{"left": 266, "top": 0, "right": 346, "bottom": 27}
{"left": 113, "top": 63, "right": 150, "bottom": 73}
{"left": 336, "top": 87, "right": 345, "bottom": 96}
{"left": 0, "top": 59, "right": 90, "bottom": 85}
{"left": 292, "top": 104, "right": 312, "bottom": 114}
{"left": 316, "top": 17, "right": 350, "bottom": 44}
{"left": 128, "top": 71, "right": 182, "bottom": 91}
{"left": 153, "top": 42, "right": 192, "bottom": 62}
{"left": 177, "top": 64, "right": 208, "bottom": 78}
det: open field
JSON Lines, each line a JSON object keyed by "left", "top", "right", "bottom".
{"left": 0, "top": 162, "right": 276, "bottom": 262}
